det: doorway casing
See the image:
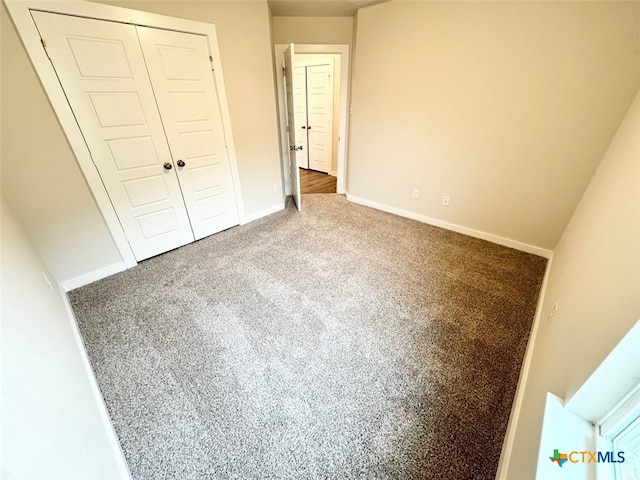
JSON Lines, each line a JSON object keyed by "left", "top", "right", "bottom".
{"left": 275, "top": 44, "right": 350, "bottom": 196}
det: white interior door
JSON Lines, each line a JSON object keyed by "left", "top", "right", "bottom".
{"left": 32, "top": 12, "right": 194, "bottom": 261}
{"left": 137, "top": 27, "right": 239, "bottom": 240}
{"left": 293, "top": 65, "right": 308, "bottom": 170}
{"left": 306, "top": 63, "right": 334, "bottom": 174}
{"left": 284, "top": 44, "right": 301, "bottom": 211}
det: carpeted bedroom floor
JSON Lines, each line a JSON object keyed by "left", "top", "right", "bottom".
{"left": 69, "top": 194, "right": 546, "bottom": 480}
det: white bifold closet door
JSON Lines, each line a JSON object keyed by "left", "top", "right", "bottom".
{"left": 32, "top": 12, "right": 239, "bottom": 261}
{"left": 137, "top": 27, "right": 238, "bottom": 241}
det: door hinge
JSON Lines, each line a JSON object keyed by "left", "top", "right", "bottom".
{"left": 87, "top": 149, "right": 97, "bottom": 166}
{"left": 209, "top": 55, "right": 214, "bottom": 71}
{"left": 40, "top": 38, "right": 51, "bottom": 59}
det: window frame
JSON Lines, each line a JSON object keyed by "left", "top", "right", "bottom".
{"left": 596, "top": 383, "right": 640, "bottom": 480}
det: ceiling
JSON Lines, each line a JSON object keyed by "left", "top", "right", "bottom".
{"left": 268, "top": 0, "right": 386, "bottom": 17}
{"left": 268, "top": 0, "right": 640, "bottom": 17}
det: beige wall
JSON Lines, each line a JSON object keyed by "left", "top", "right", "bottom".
{"left": 1, "top": 5, "right": 123, "bottom": 284}
{"left": 1, "top": 202, "right": 128, "bottom": 479}
{"left": 268, "top": 4, "right": 287, "bottom": 203}
{"left": 91, "top": 0, "right": 283, "bottom": 216}
{"left": 505, "top": 89, "right": 640, "bottom": 478}
{"left": 272, "top": 16, "right": 353, "bottom": 45}
{"left": 348, "top": 1, "right": 640, "bottom": 250}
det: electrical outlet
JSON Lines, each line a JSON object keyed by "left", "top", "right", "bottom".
{"left": 412, "top": 189, "right": 420, "bottom": 199}
{"left": 442, "top": 195, "right": 450, "bottom": 207}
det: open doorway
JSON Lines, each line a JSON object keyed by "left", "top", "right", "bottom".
{"left": 295, "top": 56, "right": 337, "bottom": 194}
{"left": 275, "top": 44, "right": 350, "bottom": 201}
{"left": 300, "top": 168, "right": 337, "bottom": 194}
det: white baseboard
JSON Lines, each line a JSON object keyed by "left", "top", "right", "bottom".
{"left": 329, "top": 170, "right": 338, "bottom": 177}
{"left": 345, "top": 193, "right": 553, "bottom": 258}
{"left": 60, "top": 287, "right": 133, "bottom": 479}
{"left": 494, "top": 256, "right": 553, "bottom": 480}
{"left": 240, "top": 202, "right": 285, "bottom": 224}
{"left": 61, "top": 203, "right": 285, "bottom": 291}
{"left": 61, "top": 262, "right": 128, "bottom": 292}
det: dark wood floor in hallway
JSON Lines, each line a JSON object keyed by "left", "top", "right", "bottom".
{"left": 300, "top": 168, "right": 336, "bottom": 194}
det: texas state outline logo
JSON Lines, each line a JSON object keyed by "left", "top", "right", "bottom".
{"left": 549, "top": 449, "right": 568, "bottom": 467}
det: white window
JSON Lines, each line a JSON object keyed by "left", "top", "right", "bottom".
{"left": 535, "top": 319, "right": 640, "bottom": 480}
{"left": 597, "top": 384, "right": 640, "bottom": 480}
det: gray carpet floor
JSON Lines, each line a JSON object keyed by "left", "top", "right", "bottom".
{"left": 69, "top": 194, "right": 546, "bottom": 480}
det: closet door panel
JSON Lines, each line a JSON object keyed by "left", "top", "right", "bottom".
{"left": 32, "top": 12, "right": 194, "bottom": 261}
{"left": 137, "top": 27, "right": 239, "bottom": 240}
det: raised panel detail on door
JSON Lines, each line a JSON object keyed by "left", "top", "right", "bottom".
{"left": 170, "top": 93, "right": 208, "bottom": 122}
{"left": 88, "top": 92, "right": 147, "bottom": 127}
{"left": 190, "top": 164, "right": 222, "bottom": 192}
{"left": 137, "top": 209, "right": 180, "bottom": 239}
{"left": 32, "top": 11, "right": 195, "bottom": 261}
{"left": 156, "top": 46, "right": 200, "bottom": 80}
{"left": 123, "top": 175, "right": 170, "bottom": 207}
{"left": 138, "top": 27, "right": 239, "bottom": 239}
{"left": 106, "top": 137, "right": 159, "bottom": 170}
{"left": 67, "top": 37, "right": 132, "bottom": 78}
{"left": 180, "top": 130, "right": 216, "bottom": 159}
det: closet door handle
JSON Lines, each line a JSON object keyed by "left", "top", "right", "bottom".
{"left": 163, "top": 162, "right": 173, "bottom": 170}
{"left": 307, "top": 126, "right": 311, "bottom": 130}
{"left": 177, "top": 160, "right": 185, "bottom": 167}
{"left": 301, "top": 126, "right": 306, "bottom": 129}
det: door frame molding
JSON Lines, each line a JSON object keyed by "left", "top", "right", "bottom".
{"left": 5, "top": 0, "right": 245, "bottom": 268}
{"left": 275, "top": 44, "right": 350, "bottom": 195}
